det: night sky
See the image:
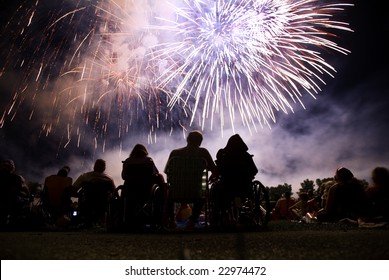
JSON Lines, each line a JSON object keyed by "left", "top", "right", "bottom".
{"left": 0, "top": 0, "right": 388, "bottom": 193}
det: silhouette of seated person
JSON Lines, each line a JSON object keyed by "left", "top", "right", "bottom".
{"left": 365, "top": 166, "right": 389, "bottom": 221}
{"left": 317, "top": 167, "right": 369, "bottom": 222}
{"left": 317, "top": 180, "right": 336, "bottom": 208}
{"left": 43, "top": 166, "right": 73, "bottom": 222}
{"left": 73, "top": 159, "right": 116, "bottom": 226}
{"left": 289, "top": 192, "right": 319, "bottom": 222}
{"left": 0, "top": 159, "right": 30, "bottom": 227}
{"left": 271, "top": 191, "right": 296, "bottom": 220}
{"left": 164, "top": 130, "right": 218, "bottom": 229}
{"left": 215, "top": 134, "right": 258, "bottom": 208}
{"left": 119, "top": 144, "right": 165, "bottom": 226}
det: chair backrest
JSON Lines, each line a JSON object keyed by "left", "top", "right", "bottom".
{"left": 165, "top": 156, "right": 207, "bottom": 201}
{"left": 122, "top": 160, "right": 156, "bottom": 201}
{"left": 82, "top": 179, "right": 113, "bottom": 207}
{"left": 122, "top": 160, "right": 154, "bottom": 188}
{"left": 44, "top": 175, "right": 72, "bottom": 210}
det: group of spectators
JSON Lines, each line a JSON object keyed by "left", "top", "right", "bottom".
{"left": 1, "top": 130, "right": 389, "bottom": 230}
{"left": 0, "top": 131, "right": 258, "bottom": 230}
{"left": 271, "top": 166, "right": 389, "bottom": 225}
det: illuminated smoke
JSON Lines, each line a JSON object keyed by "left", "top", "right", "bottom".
{"left": 0, "top": 0, "right": 352, "bottom": 150}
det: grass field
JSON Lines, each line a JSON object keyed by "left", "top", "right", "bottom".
{"left": 1, "top": 221, "right": 388, "bottom": 260}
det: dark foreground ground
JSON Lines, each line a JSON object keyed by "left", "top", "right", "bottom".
{"left": 1, "top": 221, "right": 388, "bottom": 260}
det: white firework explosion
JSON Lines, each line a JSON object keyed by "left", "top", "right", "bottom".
{"left": 152, "top": 0, "right": 352, "bottom": 132}
{"left": 0, "top": 0, "right": 352, "bottom": 149}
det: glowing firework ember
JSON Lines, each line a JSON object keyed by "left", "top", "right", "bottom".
{"left": 0, "top": 0, "right": 352, "bottom": 150}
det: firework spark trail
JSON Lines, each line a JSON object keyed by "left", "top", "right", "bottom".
{"left": 1, "top": 0, "right": 187, "bottom": 150}
{"left": 152, "top": 0, "right": 353, "bottom": 133}
{"left": 0, "top": 0, "right": 352, "bottom": 150}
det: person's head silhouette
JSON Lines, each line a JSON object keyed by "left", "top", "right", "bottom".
{"left": 187, "top": 130, "right": 203, "bottom": 147}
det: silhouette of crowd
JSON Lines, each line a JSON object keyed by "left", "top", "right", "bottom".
{"left": 1, "top": 131, "right": 388, "bottom": 232}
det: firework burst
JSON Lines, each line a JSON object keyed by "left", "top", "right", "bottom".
{"left": 152, "top": 0, "right": 352, "bottom": 133}
{"left": 0, "top": 0, "right": 193, "bottom": 150}
{"left": 0, "top": 0, "right": 352, "bottom": 150}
